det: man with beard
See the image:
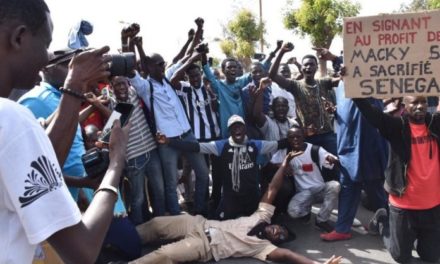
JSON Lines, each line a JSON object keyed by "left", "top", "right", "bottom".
{"left": 354, "top": 96, "right": 440, "bottom": 263}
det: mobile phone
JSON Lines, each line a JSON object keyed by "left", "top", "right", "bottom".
{"left": 99, "top": 102, "right": 134, "bottom": 143}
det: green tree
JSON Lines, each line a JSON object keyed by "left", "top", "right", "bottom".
{"left": 399, "top": 0, "right": 440, "bottom": 11}
{"left": 220, "top": 9, "right": 264, "bottom": 70}
{"left": 283, "top": 0, "right": 360, "bottom": 76}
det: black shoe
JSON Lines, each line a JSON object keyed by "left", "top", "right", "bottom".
{"left": 298, "top": 213, "right": 311, "bottom": 224}
{"left": 368, "top": 208, "right": 387, "bottom": 235}
{"left": 315, "top": 220, "right": 334, "bottom": 233}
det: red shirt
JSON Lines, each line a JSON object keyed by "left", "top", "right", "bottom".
{"left": 390, "top": 123, "right": 440, "bottom": 209}
{"left": 80, "top": 84, "right": 109, "bottom": 130}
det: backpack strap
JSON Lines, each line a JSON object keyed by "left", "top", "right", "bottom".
{"left": 147, "top": 80, "right": 157, "bottom": 135}
{"left": 310, "top": 144, "right": 322, "bottom": 175}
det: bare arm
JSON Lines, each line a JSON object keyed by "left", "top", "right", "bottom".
{"left": 252, "top": 77, "right": 271, "bottom": 127}
{"left": 313, "top": 48, "right": 341, "bottom": 87}
{"left": 48, "top": 120, "right": 129, "bottom": 263}
{"left": 260, "top": 150, "right": 302, "bottom": 204}
{"left": 42, "top": 47, "right": 131, "bottom": 264}
{"left": 64, "top": 174, "right": 101, "bottom": 190}
{"left": 79, "top": 104, "right": 94, "bottom": 123}
{"left": 262, "top": 40, "right": 283, "bottom": 70}
{"left": 91, "top": 99, "right": 112, "bottom": 120}
{"left": 45, "top": 47, "right": 111, "bottom": 167}
{"left": 169, "top": 18, "right": 205, "bottom": 71}
{"left": 121, "top": 23, "right": 140, "bottom": 53}
{"left": 268, "top": 248, "right": 342, "bottom": 264}
{"left": 170, "top": 49, "right": 204, "bottom": 90}
{"left": 185, "top": 18, "right": 204, "bottom": 56}
{"left": 267, "top": 248, "right": 318, "bottom": 264}
{"left": 132, "top": 36, "right": 148, "bottom": 75}
{"left": 78, "top": 91, "right": 113, "bottom": 123}
{"left": 268, "top": 42, "right": 294, "bottom": 89}
{"left": 171, "top": 28, "right": 195, "bottom": 65}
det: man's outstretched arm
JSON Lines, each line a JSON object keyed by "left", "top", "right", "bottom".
{"left": 268, "top": 249, "right": 342, "bottom": 264}
{"left": 260, "top": 150, "right": 302, "bottom": 205}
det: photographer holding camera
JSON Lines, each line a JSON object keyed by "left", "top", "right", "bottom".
{"left": 19, "top": 48, "right": 104, "bottom": 198}
{"left": 0, "top": 1, "right": 130, "bottom": 263}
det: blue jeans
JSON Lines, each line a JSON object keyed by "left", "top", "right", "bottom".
{"left": 126, "top": 149, "right": 165, "bottom": 224}
{"left": 335, "top": 172, "right": 387, "bottom": 233}
{"left": 158, "top": 132, "right": 209, "bottom": 215}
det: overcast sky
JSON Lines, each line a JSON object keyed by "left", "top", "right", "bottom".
{"left": 45, "top": 0, "right": 412, "bottom": 63}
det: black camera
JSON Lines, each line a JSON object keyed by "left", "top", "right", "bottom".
{"left": 109, "top": 52, "right": 136, "bottom": 77}
{"left": 82, "top": 147, "right": 109, "bottom": 178}
{"left": 46, "top": 49, "right": 136, "bottom": 78}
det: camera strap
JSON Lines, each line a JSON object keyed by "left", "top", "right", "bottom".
{"left": 144, "top": 78, "right": 190, "bottom": 135}
{"left": 137, "top": 80, "right": 156, "bottom": 135}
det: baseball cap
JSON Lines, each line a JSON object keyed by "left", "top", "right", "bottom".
{"left": 227, "top": 115, "right": 245, "bottom": 128}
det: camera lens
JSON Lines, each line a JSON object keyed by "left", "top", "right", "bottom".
{"left": 109, "top": 52, "right": 136, "bottom": 77}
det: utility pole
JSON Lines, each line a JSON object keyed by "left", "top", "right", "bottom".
{"left": 259, "top": 0, "right": 264, "bottom": 53}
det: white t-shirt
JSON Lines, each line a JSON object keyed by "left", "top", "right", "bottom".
{"left": 0, "top": 98, "right": 81, "bottom": 263}
{"left": 272, "top": 143, "right": 334, "bottom": 191}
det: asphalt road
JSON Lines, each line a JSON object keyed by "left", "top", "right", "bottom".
{"left": 207, "top": 204, "right": 436, "bottom": 264}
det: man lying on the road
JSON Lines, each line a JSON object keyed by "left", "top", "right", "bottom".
{"left": 129, "top": 150, "right": 342, "bottom": 264}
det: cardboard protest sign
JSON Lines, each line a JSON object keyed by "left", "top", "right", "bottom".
{"left": 343, "top": 10, "right": 440, "bottom": 98}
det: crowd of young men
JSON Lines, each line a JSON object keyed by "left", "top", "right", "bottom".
{"left": 1, "top": 1, "right": 440, "bottom": 264}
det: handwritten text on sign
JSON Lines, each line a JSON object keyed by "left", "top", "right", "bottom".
{"left": 343, "top": 10, "right": 440, "bottom": 98}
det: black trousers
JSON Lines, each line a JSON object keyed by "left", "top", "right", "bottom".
{"left": 383, "top": 204, "right": 440, "bottom": 263}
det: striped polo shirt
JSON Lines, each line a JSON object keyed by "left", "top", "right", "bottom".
{"left": 178, "top": 81, "right": 220, "bottom": 141}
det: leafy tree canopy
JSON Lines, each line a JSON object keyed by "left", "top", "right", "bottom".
{"left": 283, "top": 0, "right": 360, "bottom": 48}
{"left": 220, "top": 9, "right": 264, "bottom": 69}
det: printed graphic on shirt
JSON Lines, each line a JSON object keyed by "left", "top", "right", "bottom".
{"left": 19, "top": 155, "right": 63, "bottom": 208}
{"left": 292, "top": 162, "right": 314, "bottom": 176}
{"left": 228, "top": 148, "right": 254, "bottom": 170}
{"left": 411, "top": 135, "right": 434, "bottom": 145}
{"left": 302, "top": 163, "right": 314, "bottom": 172}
